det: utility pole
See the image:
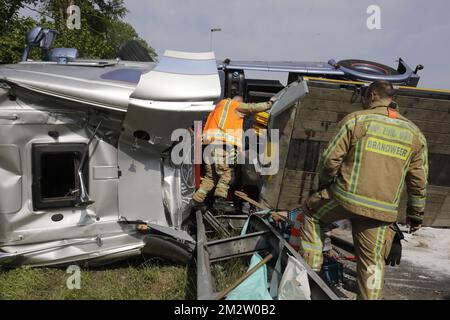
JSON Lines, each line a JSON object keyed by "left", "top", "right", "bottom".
{"left": 210, "top": 28, "right": 222, "bottom": 52}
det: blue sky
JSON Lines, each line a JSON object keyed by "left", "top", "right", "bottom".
{"left": 122, "top": 0, "right": 450, "bottom": 89}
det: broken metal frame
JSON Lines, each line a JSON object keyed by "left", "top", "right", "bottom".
{"left": 195, "top": 211, "right": 339, "bottom": 300}
{"left": 202, "top": 210, "right": 231, "bottom": 238}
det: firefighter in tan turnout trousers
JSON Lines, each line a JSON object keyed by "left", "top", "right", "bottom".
{"left": 299, "top": 81, "right": 428, "bottom": 300}
{"left": 190, "top": 96, "right": 274, "bottom": 212}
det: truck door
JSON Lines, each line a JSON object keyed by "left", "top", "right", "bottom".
{"left": 268, "top": 80, "right": 309, "bottom": 130}
{"left": 259, "top": 80, "right": 309, "bottom": 208}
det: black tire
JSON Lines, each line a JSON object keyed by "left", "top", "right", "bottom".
{"left": 118, "top": 40, "right": 154, "bottom": 62}
{"left": 338, "top": 59, "right": 399, "bottom": 76}
{"left": 141, "top": 235, "right": 193, "bottom": 265}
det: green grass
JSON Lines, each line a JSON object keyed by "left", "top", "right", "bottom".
{"left": 213, "top": 258, "right": 248, "bottom": 292}
{"left": 0, "top": 227, "right": 253, "bottom": 300}
{"left": 0, "top": 256, "right": 254, "bottom": 300}
{"left": 0, "top": 259, "right": 187, "bottom": 300}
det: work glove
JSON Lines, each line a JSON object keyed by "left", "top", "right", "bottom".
{"left": 406, "top": 206, "right": 424, "bottom": 233}
{"left": 385, "top": 223, "right": 404, "bottom": 267}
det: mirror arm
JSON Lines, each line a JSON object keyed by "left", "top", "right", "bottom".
{"left": 22, "top": 46, "right": 32, "bottom": 62}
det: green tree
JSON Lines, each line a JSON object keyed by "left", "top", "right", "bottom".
{"left": 39, "top": 0, "right": 127, "bottom": 32}
{"left": 0, "top": 0, "right": 156, "bottom": 63}
{"left": 0, "top": 17, "right": 37, "bottom": 63}
{"left": 0, "top": 0, "right": 38, "bottom": 62}
{"left": 0, "top": 0, "right": 36, "bottom": 31}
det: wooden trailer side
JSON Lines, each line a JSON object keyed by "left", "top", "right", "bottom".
{"left": 268, "top": 80, "right": 450, "bottom": 227}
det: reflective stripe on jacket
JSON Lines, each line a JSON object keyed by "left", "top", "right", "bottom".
{"left": 319, "top": 105, "right": 428, "bottom": 222}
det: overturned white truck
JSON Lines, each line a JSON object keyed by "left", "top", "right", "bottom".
{"left": 1, "top": 26, "right": 449, "bottom": 300}
{"left": 0, "top": 48, "right": 222, "bottom": 266}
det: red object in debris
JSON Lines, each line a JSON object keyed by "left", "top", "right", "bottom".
{"left": 289, "top": 213, "right": 303, "bottom": 251}
{"left": 195, "top": 163, "right": 201, "bottom": 190}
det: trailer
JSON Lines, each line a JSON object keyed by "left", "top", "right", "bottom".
{"left": 256, "top": 77, "right": 450, "bottom": 227}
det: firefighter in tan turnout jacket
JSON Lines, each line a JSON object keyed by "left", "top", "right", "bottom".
{"left": 299, "top": 80, "right": 428, "bottom": 300}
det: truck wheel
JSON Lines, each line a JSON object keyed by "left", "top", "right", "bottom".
{"left": 338, "top": 59, "right": 399, "bottom": 76}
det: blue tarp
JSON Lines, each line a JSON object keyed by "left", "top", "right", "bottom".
{"left": 226, "top": 253, "right": 273, "bottom": 300}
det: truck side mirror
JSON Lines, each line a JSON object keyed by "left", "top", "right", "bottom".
{"left": 26, "top": 27, "right": 44, "bottom": 46}
{"left": 22, "top": 27, "right": 44, "bottom": 61}
{"left": 22, "top": 27, "right": 59, "bottom": 61}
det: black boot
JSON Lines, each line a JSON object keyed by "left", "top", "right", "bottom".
{"left": 213, "top": 197, "right": 235, "bottom": 213}
{"left": 189, "top": 199, "right": 207, "bottom": 212}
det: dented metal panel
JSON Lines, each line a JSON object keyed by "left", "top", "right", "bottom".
{"left": 0, "top": 51, "right": 208, "bottom": 266}
{"left": 0, "top": 145, "right": 22, "bottom": 214}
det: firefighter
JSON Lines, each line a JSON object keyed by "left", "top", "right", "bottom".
{"left": 299, "top": 80, "right": 428, "bottom": 300}
{"left": 190, "top": 96, "right": 275, "bottom": 212}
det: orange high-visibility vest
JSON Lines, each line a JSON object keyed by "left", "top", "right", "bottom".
{"left": 203, "top": 99, "right": 244, "bottom": 148}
